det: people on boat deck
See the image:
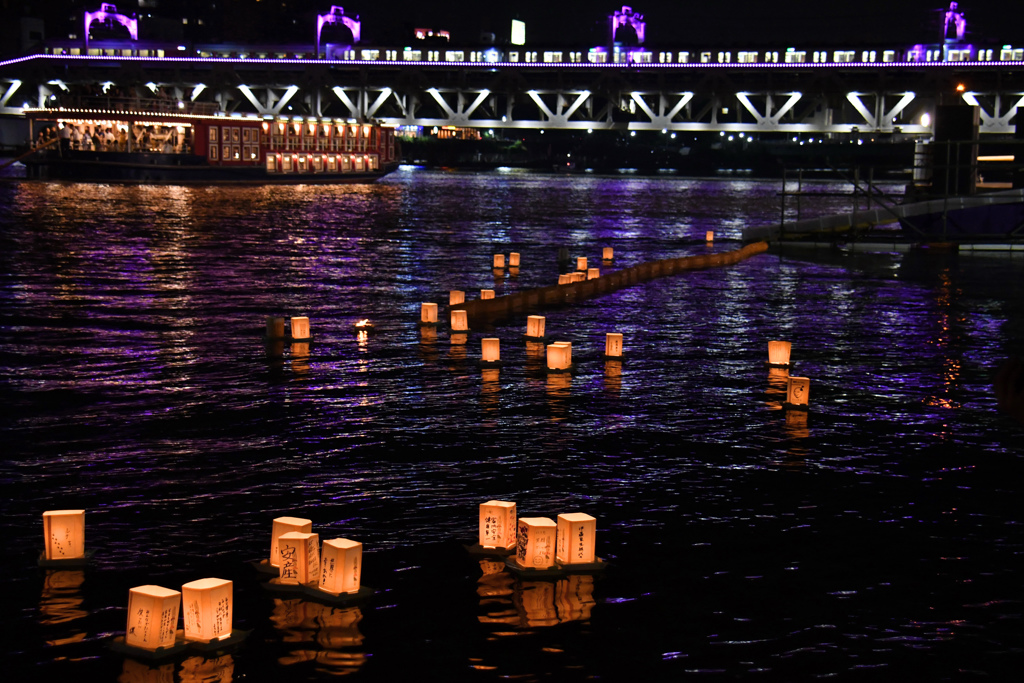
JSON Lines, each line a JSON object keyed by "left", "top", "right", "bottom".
{"left": 58, "top": 124, "right": 71, "bottom": 151}
{"left": 81, "top": 129, "right": 92, "bottom": 151}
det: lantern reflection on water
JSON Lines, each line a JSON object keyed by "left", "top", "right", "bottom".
{"left": 40, "top": 569, "right": 87, "bottom": 627}
{"left": 270, "top": 517, "right": 312, "bottom": 568}
{"left": 125, "top": 585, "right": 181, "bottom": 651}
{"left": 278, "top": 531, "right": 320, "bottom": 586}
{"left": 42, "top": 510, "right": 85, "bottom": 561}
{"left": 120, "top": 658, "right": 175, "bottom": 683}
{"left": 181, "top": 578, "right": 233, "bottom": 643}
{"left": 319, "top": 538, "right": 362, "bottom": 595}
{"left": 479, "top": 500, "right": 517, "bottom": 550}
{"left": 556, "top": 512, "right": 596, "bottom": 565}
{"left": 180, "top": 654, "right": 234, "bottom": 683}
{"left": 516, "top": 517, "right": 557, "bottom": 569}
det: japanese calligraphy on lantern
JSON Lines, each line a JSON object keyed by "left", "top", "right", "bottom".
{"left": 556, "top": 513, "right": 596, "bottom": 565}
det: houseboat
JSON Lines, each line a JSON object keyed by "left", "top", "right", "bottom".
{"left": 22, "top": 100, "right": 399, "bottom": 183}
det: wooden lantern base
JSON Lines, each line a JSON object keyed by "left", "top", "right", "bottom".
{"left": 305, "top": 584, "right": 375, "bottom": 606}
{"left": 38, "top": 548, "right": 95, "bottom": 568}
{"left": 110, "top": 630, "right": 188, "bottom": 660}
{"left": 601, "top": 354, "right": 627, "bottom": 362}
{"left": 782, "top": 403, "right": 810, "bottom": 412}
{"left": 463, "top": 542, "right": 515, "bottom": 557}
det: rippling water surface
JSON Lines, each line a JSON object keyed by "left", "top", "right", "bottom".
{"left": 1, "top": 169, "right": 1023, "bottom": 681}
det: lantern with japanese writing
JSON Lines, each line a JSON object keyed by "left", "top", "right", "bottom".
{"left": 420, "top": 302, "right": 438, "bottom": 325}
{"left": 602, "top": 247, "right": 614, "bottom": 261}
{"left": 604, "top": 333, "right": 623, "bottom": 358}
{"left": 479, "top": 500, "right": 517, "bottom": 550}
{"left": 516, "top": 517, "right": 557, "bottom": 569}
{"left": 768, "top": 340, "right": 792, "bottom": 367}
{"left": 481, "top": 338, "right": 500, "bottom": 363}
{"left": 278, "top": 531, "right": 320, "bottom": 585}
{"left": 126, "top": 585, "right": 181, "bottom": 651}
{"left": 786, "top": 376, "right": 811, "bottom": 407}
{"left": 319, "top": 538, "right": 362, "bottom": 595}
{"left": 181, "top": 578, "right": 233, "bottom": 643}
{"left": 526, "top": 315, "right": 545, "bottom": 339}
{"left": 556, "top": 513, "right": 597, "bottom": 565}
{"left": 42, "top": 510, "right": 85, "bottom": 561}
{"left": 270, "top": 517, "right": 312, "bottom": 568}
{"left": 493, "top": 254, "right": 505, "bottom": 269}
{"left": 509, "top": 252, "right": 520, "bottom": 267}
{"left": 451, "top": 309, "right": 469, "bottom": 332}
{"left": 450, "top": 290, "right": 465, "bottom": 306}
{"left": 290, "top": 316, "right": 310, "bottom": 341}
{"left": 481, "top": 289, "right": 495, "bottom": 300}
{"left": 576, "top": 257, "right": 587, "bottom": 271}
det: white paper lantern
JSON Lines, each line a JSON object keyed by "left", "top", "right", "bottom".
{"left": 546, "top": 343, "right": 571, "bottom": 371}
{"left": 526, "top": 315, "right": 545, "bottom": 338}
{"left": 42, "top": 510, "right": 85, "bottom": 561}
{"left": 479, "top": 500, "right": 517, "bottom": 549}
{"left": 278, "top": 531, "right": 320, "bottom": 585}
{"left": 786, "top": 376, "right": 811, "bottom": 407}
{"left": 516, "top": 517, "right": 557, "bottom": 569}
{"left": 181, "top": 578, "right": 233, "bottom": 643}
{"left": 481, "top": 338, "right": 500, "bottom": 363}
{"left": 270, "top": 517, "right": 312, "bottom": 567}
{"left": 451, "top": 309, "right": 469, "bottom": 332}
{"left": 290, "top": 316, "right": 310, "bottom": 341}
{"left": 604, "top": 333, "right": 623, "bottom": 358}
{"left": 126, "top": 585, "right": 181, "bottom": 651}
{"left": 420, "top": 302, "right": 438, "bottom": 324}
{"left": 556, "top": 513, "right": 597, "bottom": 565}
{"left": 319, "top": 539, "right": 362, "bottom": 595}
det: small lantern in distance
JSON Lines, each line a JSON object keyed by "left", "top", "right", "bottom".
{"left": 493, "top": 254, "right": 505, "bottom": 269}
{"left": 451, "top": 309, "right": 469, "bottom": 332}
{"left": 556, "top": 512, "right": 597, "bottom": 565}
{"left": 571, "top": 272, "right": 585, "bottom": 283}
{"left": 602, "top": 247, "right": 614, "bottom": 261}
{"left": 319, "top": 538, "right": 362, "bottom": 595}
{"left": 181, "top": 578, "right": 233, "bottom": 643}
{"left": 479, "top": 500, "right": 517, "bottom": 550}
{"left": 558, "top": 273, "right": 572, "bottom": 285}
{"left": 290, "top": 316, "right": 310, "bottom": 342}
{"left": 526, "top": 315, "right": 545, "bottom": 340}
{"left": 768, "top": 340, "right": 792, "bottom": 367}
{"left": 481, "top": 338, "right": 500, "bottom": 364}
{"left": 450, "top": 290, "right": 465, "bottom": 306}
{"left": 420, "top": 302, "right": 438, "bottom": 325}
{"left": 587, "top": 268, "right": 599, "bottom": 280}
{"left": 509, "top": 252, "right": 520, "bottom": 267}
{"left": 481, "top": 289, "right": 495, "bottom": 300}
{"left": 42, "top": 510, "right": 85, "bottom": 562}
{"left": 706, "top": 230, "right": 714, "bottom": 243}
{"left": 516, "top": 517, "right": 557, "bottom": 569}
{"left": 786, "top": 376, "right": 811, "bottom": 409}
{"left": 270, "top": 517, "right": 312, "bottom": 568}
{"left": 576, "top": 257, "right": 587, "bottom": 271}
{"left": 604, "top": 333, "right": 623, "bottom": 359}
{"left": 278, "top": 531, "right": 320, "bottom": 585}
{"left": 125, "top": 585, "right": 181, "bottom": 651}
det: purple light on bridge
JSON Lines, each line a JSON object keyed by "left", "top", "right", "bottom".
{"left": 84, "top": 3, "right": 138, "bottom": 49}
{"left": 316, "top": 6, "right": 361, "bottom": 58}
{"left": 611, "top": 6, "right": 646, "bottom": 46}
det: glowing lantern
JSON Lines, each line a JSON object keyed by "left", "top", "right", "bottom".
{"left": 451, "top": 309, "right": 469, "bottom": 332}
{"left": 558, "top": 274, "right": 572, "bottom": 285}
{"left": 706, "top": 230, "right": 714, "bottom": 242}
{"left": 515, "top": 517, "right": 557, "bottom": 569}
{"left": 449, "top": 290, "right": 465, "bottom": 306}
{"left": 265, "top": 316, "right": 285, "bottom": 340}
{"left": 278, "top": 531, "right": 320, "bottom": 585}
{"left": 604, "top": 333, "right": 623, "bottom": 358}
{"left": 125, "top": 585, "right": 181, "bottom": 651}
{"left": 556, "top": 513, "right": 597, "bottom": 565}
{"left": 181, "top": 578, "right": 233, "bottom": 643}
{"left": 42, "top": 510, "right": 85, "bottom": 561}
{"left": 786, "top": 376, "right": 811, "bottom": 407}
{"left": 602, "top": 247, "right": 614, "bottom": 260}
{"left": 481, "top": 338, "right": 500, "bottom": 363}
{"left": 493, "top": 254, "right": 505, "bottom": 269}
{"left": 481, "top": 289, "right": 495, "bottom": 300}
{"left": 319, "top": 539, "right": 362, "bottom": 595}
{"left": 270, "top": 516, "right": 312, "bottom": 568}
{"left": 571, "top": 272, "right": 585, "bottom": 282}
{"left": 420, "top": 302, "right": 438, "bottom": 324}
{"left": 479, "top": 500, "right": 517, "bottom": 549}
{"left": 290, "top": 316, "right": 310, "bottom": 341}
{"left": 768, "top": 340, "right": 792, "bottom": 367}
{"left": 587, "top": 267, "right": 599, "bottom": 280}
{"left": 526, "top": 315, "right": 545, "bottom": 339}
{"left": 576, "top": 257, "right": 587, "bottom": 271}
{"left": 509, "top": 252, "right": 520, "bottom": 267}
{"left": 547, "top": 342, "right": 571, "bottom": 371}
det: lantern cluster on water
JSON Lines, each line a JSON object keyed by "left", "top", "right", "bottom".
{"left": 478, "top": 501, "right": 599, "bottom": 572}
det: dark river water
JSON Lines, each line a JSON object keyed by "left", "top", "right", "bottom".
{"left": 1, "top": 169, "right": 1023, "bottom": 682}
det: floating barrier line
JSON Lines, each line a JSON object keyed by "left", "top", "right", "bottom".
{"left": 452, "top": 242, "right": 769, "bottom": 325}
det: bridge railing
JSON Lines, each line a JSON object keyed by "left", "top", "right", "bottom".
{"left": 39, "top": 95, "right": 221, "bottom": 117}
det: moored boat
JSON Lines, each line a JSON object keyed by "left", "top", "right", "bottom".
{"left": 22, "top": 99, "right": 399, "bottom": 183}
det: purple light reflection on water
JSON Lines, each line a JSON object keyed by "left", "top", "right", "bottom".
{"left": 1, "top": 170, "right": 1023, "bottom": 680}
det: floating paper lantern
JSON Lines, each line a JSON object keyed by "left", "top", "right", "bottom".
{"left": 786, "top": 376, "right": 811, "bottom": 407}
{"left": 602, "top": 247, "right": 614, "bottom": 261}
{"left": 526, "top": 315, "right": 545, "bottom": 339}
{"left": 493, "top": 254, "right": 505, "bottom": 269}
{"left": 605, "top": 333, "right": 623, "bottom": 358}
{"left": 587, "top": 268, "right": 599, "bottom": 280}
{"left": 266, "top": 316, "right": 285, "bottom": 340}
{"left": 479, "top": 500, "right": 517, "bottom": 550}
{"left": 571, "top": 272, "right": 585, "bottom": 283}
{"left": 516, "top": 517, "right": 557, "bottom": 569}
{"left": 576, "top": 257, "right": 587, "bottom": 271}
{"left": 42, "top": 510, "right": 85, "bottom": 561}
{"left": 481, "top": 289, "right": 495, "bottom": 300}
{"left": 290, "top": 316, "right": 310, "bottom": 341}
{"left": 556, "top": 513, "right": 597, "bottom": 565}
{"left": 181, "top": 578, "right": 233, "bottom": 643}
{"left": 451, "top": 309, "right": 469, "bottom": 332}
{"left": 420, "top": 302, "right": 438, "bottom": 325}
{"left": 319, "top": 539, "right": 362, "bottom": 595}
{"left": 509, "top": 252, "right": 520, "bottom": 267}
{"left": 558, "top": 273, "right": 572, "bottom": 285}
{"left": 278, "top": 531, "right": 320, "bottom": 585}
{"left": 706, "top": 230, "right": 714, "bottom": 242}
{"left": 547, "top": 343, "right": 571, "bottom": 371}
{"left": 768, "top": 340, "right": 792, "bottom": 367}
{"left": 270, "top": 517, "right": 312, "bottom": 568}
{"left": 481, "top": 338, "right": 500, "bottom": 363}
{"left": 449, "top": 290, "right": 465, "bottom": 306}
{"left": 126, "top": 585, "right": 181, "bottom": 651}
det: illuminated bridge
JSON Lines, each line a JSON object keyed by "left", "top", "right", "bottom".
{"left": 2, "top": 4, "right": 1023, "bottom": 137}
